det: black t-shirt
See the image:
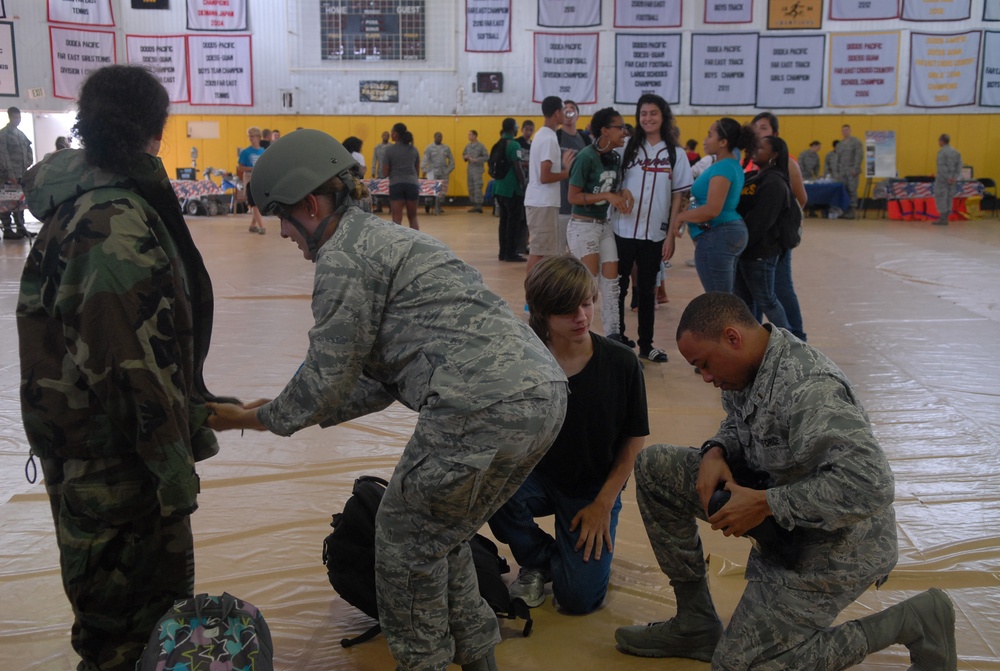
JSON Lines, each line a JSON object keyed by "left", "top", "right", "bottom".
{"left": 536, "top": 333, "right": 649, "bottom": 496}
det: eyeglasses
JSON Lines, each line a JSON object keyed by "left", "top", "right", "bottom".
{"left": 607, "top": 125, "right": 626, "bottom": 130}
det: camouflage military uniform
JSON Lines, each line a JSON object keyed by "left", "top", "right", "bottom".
{"left": 635, "top": 326, "right": 898, "bottom": 669}
{"left": 255, "top": 208, "right": 567, "bottom": 670}
{"left": 933, "top": 143, "right": 962, "bottom": 223}
{"left": 835, "top": 135, "right": 864, "bottom": 214}
{"left": 17, "top": 149, "right": 223, "bottom": 671}
{"left": 463, "top": 140, "right": 489, "bottom": 206}
{"left": 422, "top": 142, "right": 456, "bottom": 212}
{"left": 0, "top": 121, "right": 33, "bottom": 235}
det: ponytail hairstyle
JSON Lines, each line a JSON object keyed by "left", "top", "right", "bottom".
{"left": 74, "top": 65, "right": 169, "bottom": 172}
{"left": 760, "top": 136, "right": 790, "bottom": 178}
{"left": 715, "top": 117, "right": 757, "bottom": 157}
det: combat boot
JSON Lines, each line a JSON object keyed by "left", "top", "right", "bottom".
{"left": 614, "top": 578, "right": 723, "bottom": 661}
{"left": 857, "top": 588, "right": 957, "bottom": 671}
{"left": 461, "top": 646, "right": 498, "bottom": 671}
{"left": 2, "top": 223, "right": 22, "bottom": 240}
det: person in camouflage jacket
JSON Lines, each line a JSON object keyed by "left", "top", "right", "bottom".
{"left": 207, "top": 129, "right": 568, "bottom": 671}
{"left": 615, "top": 292, "right": 957, "bottom": 671}
{"left": 16, "top": 65, "right": 230, "bottom": 671}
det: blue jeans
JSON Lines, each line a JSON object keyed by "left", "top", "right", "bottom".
{"left": 735, "top": 255, "right": 790, "bottom": 330}
{"left": 693, "top": 219, "right": 748, "bottom": 293}
{"left": 488, "top": 470, "right": 622, "bottom": 614}
{"left": 775, "top": 249, "right": 806, "bottom": 340}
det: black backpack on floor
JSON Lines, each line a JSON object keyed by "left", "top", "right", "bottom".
{"left": 322, "top": 475, "right": 533, "bottom": 648}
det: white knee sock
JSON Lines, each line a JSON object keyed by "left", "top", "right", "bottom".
{"left": 599, "top": 274, "right": 621, "bottom": 337}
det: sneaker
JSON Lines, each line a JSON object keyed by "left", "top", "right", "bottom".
{"left": 607, "top": 333, "right": 636, "bottom": 348}
{"left": 468, "top": 206, "right": 483, "bottom": 213}
{"left": 615, "top": 618, "right": 723, "bottom": 661}
{"left": 509, "top": 567, "right": 548, "bottom": 608}
{"left": 685, "top": 258, "right": 696, "bottom": 267}
{"left": 641, "top": 348, "right": 669, "bottom": 363}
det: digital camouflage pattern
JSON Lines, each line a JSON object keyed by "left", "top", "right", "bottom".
{"left": 256, "top": 206, "right": 566, "bottom": 433}
{"left": 934, "top": 143, "right": 962, "bottom": 220}
{"left": 0, "top": 122, "right": 33, "bottom": 181}
{"left": 835, "top": 135, "right": 864, "bottom": 208}
{"left": 422, "top": 142, "right": 456, "bottom": 185}
{"left": 633, "top": 326, "right": 897, "bottom": 668}
{"left": 376, "top": 383, "right": 566, "bottom": 669}
{"left": 17, "top": 148, "right": 223, "bottom": 671}
{"left": 254, "top": 207, "right": 568, "bottom": 668}
{"left": 463, "top": 140, "right": 489, "bottom": 206}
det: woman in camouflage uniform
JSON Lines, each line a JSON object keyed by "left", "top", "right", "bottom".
{"left": 207, "top": 129, "right": 567, "bottom": 671}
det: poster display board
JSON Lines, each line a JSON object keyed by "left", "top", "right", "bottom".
{"left": 865, "top": 130, "right": 896, "bottom": 178}
{"left": 690, "top": 32, "right": 758, "bottom": 106}
{"left": 828, "top": 31, "right": 899, "bottom": 107}
{"left": 615, "top": 33, "right": 681, "bottom": 105}
{"left": 533, "top": 31, "right": 599, "bottom": 103}
{"left": 756, "top": 34, "right": 824, "bottom": 108}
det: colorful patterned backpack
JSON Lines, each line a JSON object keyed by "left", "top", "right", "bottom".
{"left": 138, "top": 592, "right": 273, "bottom": 671}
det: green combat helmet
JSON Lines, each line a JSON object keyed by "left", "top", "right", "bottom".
{"left": 250, "top": 128, "right": 360, "bottom": 261}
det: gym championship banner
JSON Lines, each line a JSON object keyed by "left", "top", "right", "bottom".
{"left": 615, "top": 33, "right": 681, "bottom": 105}
{"left": 466, "top": 0, "right": 511, "bottom": 52}
{"left": 50, "top": 26, "right": 116, "bottom": 99}
{"left": 538, "top": 0, "right": 601, "bottom": 27}
{"left": 987, "top": 0, "right": 1000, "bottom": 20}
{"left": 907, "top": 30, "right": 980, "bottom": 108}
{"left": 981, "top": 32, "right": 1000, "bottom": 106}
{"left": 768, "top": 0, "right": 822, "bottom": 29}
{"left": 187, "top": 34, "right": 253, "bottom": 105}
{"left": 614, "top": 0, "right": 681, "bottom": 27}
{"left": 126, "top": 35, "right": 187, "bottom": 102}
{"left": 533, "top": 32, "right": 598, "bottom": 103}
{"left": 0, "top": 21, "right": 16, "bottom": 96}
{"left": 706, "top": 0, "right": 753, "bottom": 24}
{"left": 901, "top": 0, "right": 970, "bottom": 21}
{"left": 828, "top": 32, "right": 899, "bottom": 107}
{"left": 690, "top": 32, "right": 757, "bottom": 106}
{"left": 187, "top": 0, "right": 248, "bottom": 31}
{"left": 48, "top": 0, "right": 115, "bottom": 26}
{"left": 756, "top": 34, "right": 824, "bottom": 108}
{"left": 829, "top": 0, "right": 898, "bottom": 20}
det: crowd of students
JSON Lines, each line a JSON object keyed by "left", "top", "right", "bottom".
{"left": 14, "top": 64, "right": 958, "bottom": 671}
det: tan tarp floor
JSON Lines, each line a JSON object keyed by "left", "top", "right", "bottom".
{"left": 1, "top": 210, "right": 998, "bottom": 670}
